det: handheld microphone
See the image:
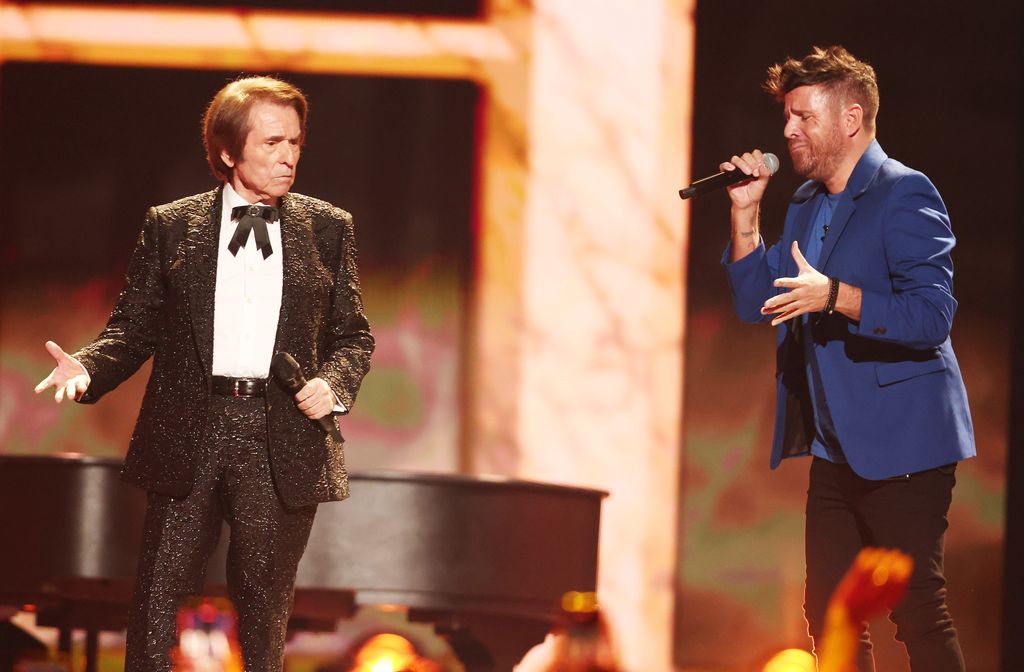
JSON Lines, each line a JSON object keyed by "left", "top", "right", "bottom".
{"left": 271, "top": 352, "right": 344, "bottom": 443}
{"left": 678, "top": 152, "right": 780, "bottom": 200}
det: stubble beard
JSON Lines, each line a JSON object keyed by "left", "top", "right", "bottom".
{"left": 790, "top": 124, "right": 845, "bottom": 183}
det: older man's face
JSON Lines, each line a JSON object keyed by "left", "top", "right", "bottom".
{"left": 782, "top": 84, "right": 845, "bottom": 183}
{"left": 223, "top": 102, "right": 302, "bottom": 205}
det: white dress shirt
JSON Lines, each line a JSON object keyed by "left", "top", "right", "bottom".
{"left": 68, "top": 184, "right": 342, "bottom": 412}
{"left": 211, "top": 183, "right": 283, "bottom": 378}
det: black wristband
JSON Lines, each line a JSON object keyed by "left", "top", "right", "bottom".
{"left": 824, "top": 277, "right": 840, "bottom": 315}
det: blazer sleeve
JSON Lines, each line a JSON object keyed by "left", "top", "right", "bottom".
{"left": 317, "top": 208, "right": 375, "bottom": 410}
{"left": 722, "top": 236, "right": 785, "bottom": 324}
{"left": 853, "top": 172, "right": 958, "bottom": 350}
{"left": 75, "top": 207, "right": 166, "bottom": 403}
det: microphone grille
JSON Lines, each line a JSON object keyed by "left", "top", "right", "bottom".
{"left": 763, "top": 152, "right": 780, "bottom": 176}
{"left": 271, "top": 351, "right": 301, "bottom": 379}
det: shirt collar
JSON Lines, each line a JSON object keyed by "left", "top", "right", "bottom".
{"left": 222, "top": 182, "right": 280, "bottom": 223}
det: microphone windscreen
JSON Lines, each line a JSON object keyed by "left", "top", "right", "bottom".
{"left": 763, "top": 152, "right": 780, "bottom": 176}
{"left": 271, "top": 352, "right": 303, "bottom": 386}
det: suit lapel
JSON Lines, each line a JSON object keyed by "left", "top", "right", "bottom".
{"left": 789, "top": 192, "right": 819, "bottom": 277}
{"left": 186, "top": 188, "right": 222, "bottom": 381}
{"left": 818, "top": 140, "right": 888, "bottom": 271}
{"left": 274, "top": 193, "right": 314, "bottom": 360}
{"left": 818, "top": 197, "right": 855, "bottom": 270}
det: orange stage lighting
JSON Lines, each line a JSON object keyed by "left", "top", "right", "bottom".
{"left": 761, "top": 648, "right": 816, "bottom": 672}
{"left": 348, "top": 633, "right": 440, "bottom": 672}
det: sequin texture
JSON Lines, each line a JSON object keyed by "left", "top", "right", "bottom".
{"left": 125, "top": 396, "right": 316, "bottom": 672}
{"left": 71, "top": 187, "right": 374, "bottom": 669}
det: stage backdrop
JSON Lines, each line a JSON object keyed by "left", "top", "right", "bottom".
{"left": 1, "top": 1, "right": 1016, "bottom": 671}
{"left": 0, "top": 1, "right": 692, "bottom": 669}
{"left": 0, "top": 63, "right": 477, "bottom": 474}
{"left": 676, "top": 2, "right": 1018, "bottom": 670}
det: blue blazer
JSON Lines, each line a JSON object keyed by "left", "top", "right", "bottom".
{"left": 724, "top": 141, "right": 975, "bottom": 479}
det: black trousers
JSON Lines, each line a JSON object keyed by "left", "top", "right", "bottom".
{"left": 804, "top": 457, "right": 964, "bottom": 672}
{"left": 124, "top": 395, "right": 317, "bottom": 672}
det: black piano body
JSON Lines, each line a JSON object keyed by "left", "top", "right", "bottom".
{"left": 0, "top": 455, "right": 606, "bottom": 670}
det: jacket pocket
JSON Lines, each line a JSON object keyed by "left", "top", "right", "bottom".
{"left": 875, "top": 358, "right": 946, "bottom": 386}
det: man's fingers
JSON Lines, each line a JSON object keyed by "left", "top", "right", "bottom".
{"left": 770, "top": 301, "right": 813, "bottom": 326}
{"left": 763, "top": 291, "right": 797, "bottom": 313}
{"left": 34, "top": 372, "right": 55, "bottom": 394}
{"left": 304, "top": 404, "right": 331, "bottom": 420}
{"left": 297, "top": 395, "right": 330, "bottom": 419}
{"left": 791, "top": 241, "right": 811, "bottom": 270}
{"left": 44, "top": 340, "right": 69, "bottom": 363}
{"left": 728, "top": 155, "right": 757, "bottom": 177}
{"left": 771, "top": 310, "right": 799, "bottom": 327}
{"left": 296, "top": 388, "right": 327, "bottom": 411}
{"left": 297, "top": 396, "right": 319, "bottom": 411}
{"left": 70, "top": 378, "right": 87, "bottom": 401}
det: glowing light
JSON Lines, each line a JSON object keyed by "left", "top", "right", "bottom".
{"left": 352, "top": 633, "right": 419, "bottom": 672}
{"left": 762, "top": 648, "right": 816, "bottom": 672}
{"left": 561, "top": 590, "right": 599, "bottom": 613}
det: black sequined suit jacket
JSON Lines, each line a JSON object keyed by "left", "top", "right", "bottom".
{"left": 73, "top": 187, "right": 374, "bottom": 508}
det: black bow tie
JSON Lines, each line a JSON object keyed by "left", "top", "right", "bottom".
{"left": 228, "top": 204, "right": 279, "bottom": 259}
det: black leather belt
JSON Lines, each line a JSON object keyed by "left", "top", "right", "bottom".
{"left": 211, "top": 376, "right": 267, "bottom": 398}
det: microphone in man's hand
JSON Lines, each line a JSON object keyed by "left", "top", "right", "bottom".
{"left": 271, "top": 352, "right": 344, "bottom": 443}
{"left": 678, "top": 152, "right": 780, "bottom": 200}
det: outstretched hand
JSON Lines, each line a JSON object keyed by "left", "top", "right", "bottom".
{"left": 34, "top": 340, "right": 91, "bottom": 403}
{"left": 761, "top": 241, "right": 829, "bottom": 326}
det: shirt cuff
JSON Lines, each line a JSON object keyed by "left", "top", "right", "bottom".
{"left": 330, "top": 390, "right": 348, "bottom": 415}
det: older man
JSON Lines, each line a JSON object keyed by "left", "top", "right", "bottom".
{"left": 720, "top": 47, "right": 974, "bottom": 671}
{"left": 35, "top": 76, "right": 374, "bottom": 671}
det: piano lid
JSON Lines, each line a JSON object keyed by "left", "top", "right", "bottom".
{"left": 0, "top": 456, "right": 606, "bottom": 621}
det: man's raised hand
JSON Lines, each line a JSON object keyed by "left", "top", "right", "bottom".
{"left": 34, "top": 340, "right": 91, "bottom": 403}
{"left": 761, "top": 241, "right": 830, "bottom": 326}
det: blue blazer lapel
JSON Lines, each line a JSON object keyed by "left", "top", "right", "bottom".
{"left": 788, "top": 182, "right": 820, "bottom": 278}
{"left": 818, "top": 197, "right": 854, "bottom": 271}
{"left": 813, "top": 140, "right": 888, "bottom": 272}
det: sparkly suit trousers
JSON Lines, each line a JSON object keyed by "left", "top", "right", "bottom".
{"left": 124, "top": 395, "right": 317, "bottom": 672}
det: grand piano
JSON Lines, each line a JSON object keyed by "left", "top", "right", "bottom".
{"left": 0, "top": 455, "right": 606, "bottom": 671}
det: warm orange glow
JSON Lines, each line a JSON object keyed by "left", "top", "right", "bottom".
{"left": 561, "top": 590, "right": 599, "bottom": 614}
{"left": 0, "top": 3, "right": 514, "bottom": 79}
{"left": 352, "top": 633, "right": 420, "bottom": 672}
{"left": 762, "top": 648, "right": 816, "bottom": 672}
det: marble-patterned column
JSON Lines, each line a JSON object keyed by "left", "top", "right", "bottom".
{"left": 472, "top": 1, "right": 694, "bottom": 668}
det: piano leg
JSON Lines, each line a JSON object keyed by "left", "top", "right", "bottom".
{"left": 54, "top": 625, "right": 100, "bottom": 672}
{"left": 57, "top": 624, "right": 72, "bottom": 659}
{"left": 85, "top": 629, "right": 99, "bottom": 672}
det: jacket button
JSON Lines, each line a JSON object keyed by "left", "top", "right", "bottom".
{"left": 873, "top": 326, "right": 887, "bottom": 335}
